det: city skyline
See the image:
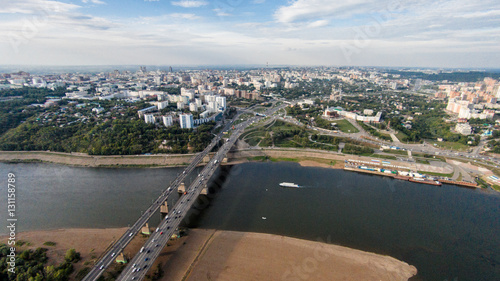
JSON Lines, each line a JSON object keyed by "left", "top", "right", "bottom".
{"left": 1, "top": 0, "right": 499, "bottom": 68}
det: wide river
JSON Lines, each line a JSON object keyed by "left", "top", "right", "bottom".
{"left": 0, "top": 162, "right": 498, "bottom": 280}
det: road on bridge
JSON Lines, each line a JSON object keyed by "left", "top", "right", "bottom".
{"left": 82, "top": 114, "right": 244, "bottom": 281}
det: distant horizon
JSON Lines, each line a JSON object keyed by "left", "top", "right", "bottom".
{"left": 1, "top": 64, "right": 499, "bottom": 72}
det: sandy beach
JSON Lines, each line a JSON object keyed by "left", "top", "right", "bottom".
{"left": 1, "top": 228, "right": 417, "bottom": 281}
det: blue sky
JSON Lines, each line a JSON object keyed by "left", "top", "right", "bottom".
{"left": 0, "top": 0, "right": 499, "bottom": 67}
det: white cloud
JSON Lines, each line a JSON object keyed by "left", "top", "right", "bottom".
{"left": 82, "top": 0, "right": 106, "bottom": 4}
{"left": 0, "top": 0, "right": 499, "bottom": 67}
{"left": 274, "top": 0, "right": 372, "bottom": 23}
{"left": 171, "top": 0, "right": 208, "bottom": 8}
{"left": 169, "top": 13, "right": 200, "bottom": 20}
{"left": 0, "top": 0, "right": 81, "bottom": 14}
{"left": 308, "top": 19, "right": 329, "bottom": 28}
{"left": 213, "top": 8, "right": 231, "bottom": 17}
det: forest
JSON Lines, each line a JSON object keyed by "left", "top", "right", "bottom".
{"left": 0, "top": 87, "right": 217, "bottom": 155}
{"left": 0, "top": 244, "right": 81, "bottom": 281}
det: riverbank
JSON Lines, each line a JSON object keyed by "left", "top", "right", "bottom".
{"left": 0, "top": 148, "right": 457, "bottom": 175}
{"left": 0, "top": 151, "right": 194, "bottom": 168}
{"left": 0, "top": 150, "right": 346, "bottom": 169}
{"left": 1, "top": 228, "right": 417, "bottom": 281}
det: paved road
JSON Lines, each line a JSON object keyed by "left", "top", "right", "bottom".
{"left": 109, "top": 105, "right": 282, "bottom": 281}
{"left": 116, "top": 117, "right": 256, "bottom": 281}
{"left": 285, "top": 117, "right": 500, "bottom": 166}
{"left": 82, "top": 114, "right": 245, "bottom": 281}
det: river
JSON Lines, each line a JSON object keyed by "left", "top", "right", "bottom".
{"left": 0, "top": 162, "right": 498, "bottom": 280}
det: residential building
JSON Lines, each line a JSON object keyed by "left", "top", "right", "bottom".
{"left": 162, "top": 115, "right": 173, "bottom": 127}
{"left": 179, "top": 113, "right": 194, "bottom": 129}
{"left": 144, "top": 114, "right": 155, "bottom": 124}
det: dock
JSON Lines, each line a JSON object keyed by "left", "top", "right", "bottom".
{"left": 344, "top": 162, "right": 478, "bottom": 188}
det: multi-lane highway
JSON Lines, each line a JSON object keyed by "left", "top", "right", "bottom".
{"left": 82, "top": 115, "right": 242, "bottom": 281}
{"left": 117, "top": 117, "right": 255, "bottom": 281}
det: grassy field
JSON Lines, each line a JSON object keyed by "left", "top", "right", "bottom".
{"left": 395, "top": 131, "right": 408, "bottom": 142}
{"left": 415, "top": 158, "right": 430, "bottom": 164}
{"left": 382, "top": 149, "right": 408, "bottom": 155}
{"left": 240, "top": 130, "right": 267, "bottom": 146}
{"left": 335, "top": 119, "right": 359, "bottom": 133}
{"left": 253, "top": 107, "right": 268, "bottom": 113}
{"left": 429, "top": 141, "right": 469, "bottom": 151}
{"left": 370, "top": 154, "right": 397, "bottom": 160}
{"left": 247, "top": 155, "right": 338, "bottom": 166}
{"left": 417, "top": 170, "right": 455, "bottom": 178}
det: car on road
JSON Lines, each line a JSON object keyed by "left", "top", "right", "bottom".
{"left": 155, "top": 244, "right": 159, "bottom": 247}
{"left": 160, "top": 231, "right": 164, "bottom": 235}
{"left": 145, "top": 258, "right": 149, "bottom": 261}
{"left": 129, "top": 233, "right": 134, "bottom": 237}
{"left": 99, "top": 265, "right": 104, "bottom": 270}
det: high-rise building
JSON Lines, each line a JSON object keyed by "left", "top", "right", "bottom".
{"left": 157, "top": 101, "right": 169, "bottom": 110}
{"left": 179, "top": 113, "right": 194, "bottom": 129}
{"left": 144, "top": 114, "right": 155, "bottom": 124}
{"left": 216, "top": 96, "right": 226, "bottom": 112}
{"left": 162, "top": 115, "right": 173, "bottom": 127}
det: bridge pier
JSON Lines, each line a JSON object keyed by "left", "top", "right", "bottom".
{"left": 200, "top": 184, "right": 208, "bottom": 195}
{"left": 178, "top": 181, "right": 208, "bottom": 195}
{"left": 178, "top": 182, "right": 186, "bottom": 193}
{"left": 115, "top": 253, "right": 127, "bottom": 264}
{"left": 203, "top": 155, "right": 211, "bottom": 163}
{"left": 141, "top": 223, "right": 151, "bottom": 235}
{"left": 160, "top": 201, "right": 169, "bottom": 215}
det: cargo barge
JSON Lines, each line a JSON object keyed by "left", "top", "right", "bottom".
{"left": 409, "top": 177, "right": 442, "bottom": 186}
{"left": 439, "top": 179, "right": 478, "bottom": 188}
{"left": 344, "top": 161, "right": 478, "bottom": 188}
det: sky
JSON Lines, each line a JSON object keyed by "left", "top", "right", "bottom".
{"left": 0, "top": 0, "right": 499, "bottom": 68}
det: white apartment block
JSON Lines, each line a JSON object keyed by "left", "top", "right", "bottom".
{"left": 179, "top": 113, "right": 194, "bottom": 129}
{"left": 144, "top": 114, "right": 155, "bottom": 124}
{"left": 162, "top": 115, "right": 173, "bottom": 127}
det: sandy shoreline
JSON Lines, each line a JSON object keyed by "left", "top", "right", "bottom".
{"left": 1, "top": 228, "right": 417, "bottom": 281}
